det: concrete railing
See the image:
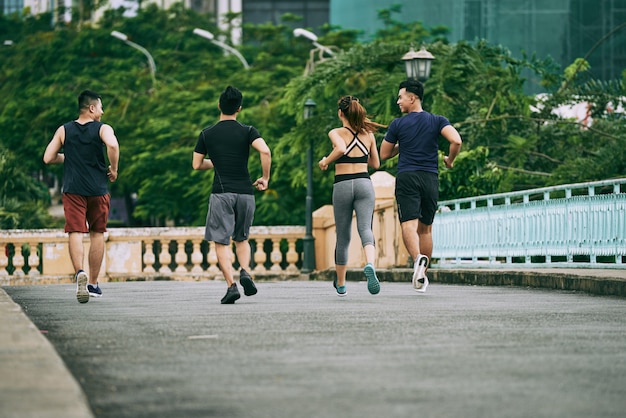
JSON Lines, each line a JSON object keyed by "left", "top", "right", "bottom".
{"left": 3, "top": 175, "right": 623, "bottom": 285}
{"left": 0, "top": 226, "right": 305, "bottom": 285}
{"left": 0, "top": 172, "right": 408, "bottom": 284}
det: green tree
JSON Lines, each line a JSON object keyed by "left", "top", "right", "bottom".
{"left": 0, "top": 146, "right": 59, "bottom": 228}
{"left": 1, "top": 5, "right": 624, "bottom": 230}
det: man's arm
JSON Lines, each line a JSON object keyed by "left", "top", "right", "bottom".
{"left": 380, "top": 139, "right": 399, "bottom": 160}
{"left": 192, "top": 152, "right": 214, "bottom": 170}
{"left": 43, "top": 126, "right": 65, "bottom": 165}
{"left": 100, "top": 124, "right": 120, "bottom": 182}
{"left": 441, "top": 125, "right": 462, "bottom": 169}
{"left": 251, "top": 138, "right": 271, "bottom": 191}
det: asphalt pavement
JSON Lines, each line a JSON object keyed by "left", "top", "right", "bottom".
{"left": 2, "top": 274, "right": 626, "bottom": 418}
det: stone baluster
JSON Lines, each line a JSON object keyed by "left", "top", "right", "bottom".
{"left": 143, "top": 239, "right": 156, "bottom": 273}
{"left": 254, "top": 238, "right": 267, "bottom": 273}
{"left": 174, "top": 240, "right": 188, "bottom": 273}
{"left": 190, "top": 239, "right": 203, "bottom": 274}
{"left": 0, "top": 244, "right": 9, "bottom": 276}
{"left": 158, "top": 240, "right": 172, "bottom": 274}
{"left": 270, "top": 238, "right": 282, "bottom": 271}
{"left": 28, "top": 243, "right": 40, "bottom": 276}
{"left": 207, "top": 242, "right": 220, "bottom": 274}
{"left": 12, "top": 244, "right": 25, "bottom": 277}
{"left": 285, "top": 237, "right": 299, "bottom": 272}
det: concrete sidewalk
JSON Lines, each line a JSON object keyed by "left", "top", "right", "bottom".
{"left": 0, "top": 287, "right": 94, "bottom": 418}
{"left": 1, "top": 268, "right": 625, "bottom": 418}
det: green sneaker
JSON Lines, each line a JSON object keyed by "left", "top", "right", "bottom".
{"left": 364, "top": 263, "right": 380, "bottom": 295}
{"left": 333, "top": 276, "right": 347, "bottom": 297}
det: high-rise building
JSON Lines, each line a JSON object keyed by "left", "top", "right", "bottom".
{"left": 330, "top": 0, "right": 626, "bottom": 90}
{"left": 5, "top": 0, "right": 623, "bottom": 91}
{"left": 242, "top": 0, "right": 329, "bottom": 29}
{"left": 1, "top": 0, "right": 22, "bottom": 15}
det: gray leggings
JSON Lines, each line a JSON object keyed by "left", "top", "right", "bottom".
{"left": 332, "top": 177, "right": 375, "bottom": 265}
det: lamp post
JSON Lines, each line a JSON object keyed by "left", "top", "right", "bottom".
{"left": 294, "top": 28, "right": 338, "bottom": 76}
{"left": 193, "top": 28, "right": 250, "bottom": 69}
{"left": 302, "top": 98, "right": 317, "bottom": 273}
{"left": 293, "top": 28, "right": 335, "bottom": 57}
{"left": 402, "top": 45, "right": 435, "bottom": 82}
{"left": 111, "top": 31, "right": 156, "bottom": 87}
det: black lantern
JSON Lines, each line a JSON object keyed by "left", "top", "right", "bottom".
{"left": 304, "top": 98, "right": 317, "bottom": 119}
{"left": 402, "top": 46, "right": 435, "bottom": 82}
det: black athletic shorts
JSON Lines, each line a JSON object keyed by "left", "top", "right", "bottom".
{"left": 395, "top": 171, "right": 439, "bottom": 225}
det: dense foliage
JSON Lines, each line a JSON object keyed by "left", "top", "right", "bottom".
{"left": 1, "top": 5, "right": 624, "bottom": 229}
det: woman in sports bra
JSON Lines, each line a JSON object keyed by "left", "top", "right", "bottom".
{"left": 319, "top": 95, "right": 386, "bottom": 296}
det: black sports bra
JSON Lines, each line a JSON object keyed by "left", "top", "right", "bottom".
{"left": 335, "top": 127, "right": 369, "bottom": 164}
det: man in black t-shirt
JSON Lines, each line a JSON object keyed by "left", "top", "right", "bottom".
{"left": 193, "top": 86, "right": 272, "bottom": 304}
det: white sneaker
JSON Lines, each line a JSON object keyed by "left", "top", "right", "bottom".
{"left": 76, "top": 271, "right": 89, "bottom": 304}
{"left": 412, "top": 255, "right": 429, "bottom": 293}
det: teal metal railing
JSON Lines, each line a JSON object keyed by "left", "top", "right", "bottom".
{"left": 433, "top": 178, "right": 626, "bottom": 268}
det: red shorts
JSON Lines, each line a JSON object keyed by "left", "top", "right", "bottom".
{"left": 62, "top": 193, "right": 110, "bottom": 233}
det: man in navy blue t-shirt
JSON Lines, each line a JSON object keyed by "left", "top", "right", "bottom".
{"left": 380, "top": 79, "right": 462, "bottom": 293}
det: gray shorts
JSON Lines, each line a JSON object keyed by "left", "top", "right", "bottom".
{"left": 205, "top": 193, "right": 255, "bottom": 245}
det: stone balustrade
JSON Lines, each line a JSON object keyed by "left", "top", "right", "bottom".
{"left": 0, "top": 172, "right": 406, "bottom": 285}
{"left": 5, "top": 174, "right": 622, "bottom": 286}
{"left": 0, "top": 226, "right": 306, "bottom": 285}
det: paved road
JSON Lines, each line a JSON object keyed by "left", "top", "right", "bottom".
{"left": 3, "top": 280, "right": 626, "bottom": 418}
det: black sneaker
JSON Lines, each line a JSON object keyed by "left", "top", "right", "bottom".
{"left": 239, "top": 269, "right": 257, "bottom": 296}
{"left": 221, "top": 283, "right": 241, "bottom": 304}
{"left": 87, "top": 283, "right": 102, "bottom": 298}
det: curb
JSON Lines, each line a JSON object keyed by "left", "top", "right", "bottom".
{"left": 311, "top": 268, "right": 626, "bottom": 298}
{"left": 0, "top": 288, "right": 95, "bottom": 418}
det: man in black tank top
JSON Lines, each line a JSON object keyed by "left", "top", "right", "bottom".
{"left": 43, "top": 90, "right": 120, "bottom": 304}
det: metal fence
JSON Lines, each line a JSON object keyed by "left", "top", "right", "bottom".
{"left": 433, "top": 178, "right": 626, "bottom": 269}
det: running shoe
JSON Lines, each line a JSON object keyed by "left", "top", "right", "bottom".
{"left": 239, "top": 269, "right": 257, "bottom": 296}
{"left": 76, "top": 270, "right": 89, "bottom": 304}
{"left": 364, "top": 263, "right": 380, "bottom": 295}
{"left": 412, "top": 255, "right": 429, "bottom": 293}
{"left": 333, "top": 276, "right": 347, "bottom": 297}
{"left": 87, "top": 283, "right": 102, "bottom": 298}
{"left": 221, "top": 283, "right": 241, "bottom": 304}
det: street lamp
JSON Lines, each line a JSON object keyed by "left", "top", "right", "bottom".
{"left": 293, "top": 28, "right": 335, "bottom": 57}
{"left": 110, "top": 31, "right": 156, "bottom": 87}
{"left": 193, "top": 28, "right": 250, "bottom": 69}
{"left": 294, "top": 28, "right": 338, "bottom": 76}
{"left": 302, "top": 98, "right": 317, "bottom": 273}
{"left": 402, "top": 45, "right": 435, "bottom": 82}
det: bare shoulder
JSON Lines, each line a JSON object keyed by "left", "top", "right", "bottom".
{"left": 100, "top": 123, "right": 115, "bottom": 133}
{"left": 328, "top": 127, "right": 342, "bottom": 136}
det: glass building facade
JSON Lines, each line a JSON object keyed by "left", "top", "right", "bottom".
{"left": 2, "top": 0, "right": 23, "bottom": 15}
{"left": 242, "top": 0, "right": 329, "bottom": 29}
{"left": 330, "top": 0, "right": 626, "bottom": 90}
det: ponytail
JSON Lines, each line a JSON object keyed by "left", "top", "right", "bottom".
{"left": 337, "top": 95, "right": 386, "bottom": 133}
